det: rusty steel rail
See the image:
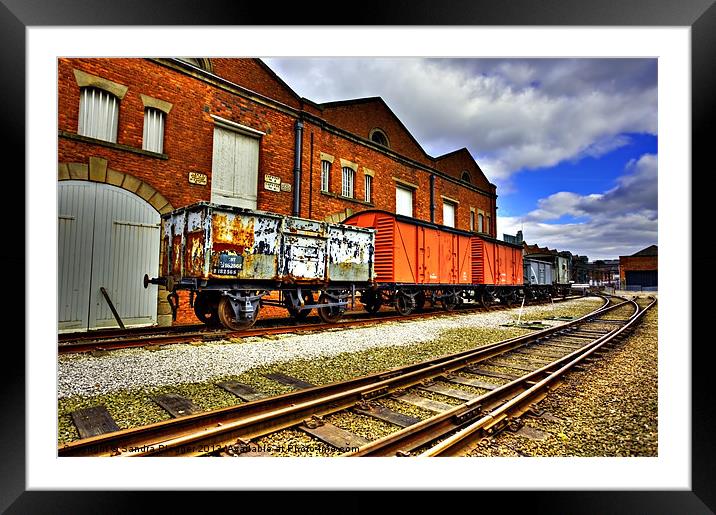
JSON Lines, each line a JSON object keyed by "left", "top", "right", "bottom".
{"left": 346, "top": 296, "right": 655, "bottom": 457}
{"left": 58, "top": 295, "right": 616, "bottom": 457}
{"left": 57, "top": 295, "right": 587, "bottom": 355}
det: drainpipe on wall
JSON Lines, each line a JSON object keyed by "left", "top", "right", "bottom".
{"left": 430, "top": 173, "right": 436, "bottom": 223}
{"left": 292, "top": 119, "right": 304, "bottom": 217}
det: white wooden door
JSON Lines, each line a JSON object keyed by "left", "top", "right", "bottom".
{"left": 395, "top": 185, "right": 413, "bottom": 217}
{"left": 442, "top": 201, "right": 455, "bottom": 228}
{"left": 58, "top": 181, "right": 160, "bottom": 332}
{"left": 58, "top": 181, "right": 96, "bottom": 331}
{"left": 211, "top": 126, "right": 259, "bottom": 209}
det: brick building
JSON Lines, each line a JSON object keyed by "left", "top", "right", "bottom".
{"left": 619, "top": 245, "right": 658, "bottom": 289}
{"left": 57, "top": 58, "right": 499, "bottom": 331}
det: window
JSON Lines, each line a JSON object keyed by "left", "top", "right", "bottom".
{"left": 142, "top": 108, "right": 165, "bottom": 153}
{"left": 342, "top": 167, "right": 355, "bottom": 198}
{"left": 364, "top": 175, "right": 372, "bottom": 203}
{"left": 370, "top": 129, "right": 389, "bottom": 147}
{"left": 486, "top": 215, "right": 491, "bottom": 235}
{"left": 470, "top": 211, "right": 475, "bottom": 232}
{"left": 78, "top": 87, "right": 119, "bottom": 143}
{"left": 321, "top": 160, "right": 331, "bottom": 192}
{"left": 396, "top": 184, "right": 413, "bottom": 217}
{"left": 443, "top": 201, "right": 456, "bottom": 228}
{"left": 478, "top": 213, "right": 484, "bottom": 233}
{"left": 461, "top": 171, "right": 472, "bottom": 183}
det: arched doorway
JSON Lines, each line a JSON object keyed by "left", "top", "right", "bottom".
{"left": 58, "top": 180, "right": 161, "bottom": 332}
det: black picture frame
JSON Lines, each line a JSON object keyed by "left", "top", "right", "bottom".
{"left": 5, "top": 1, "right": 711, "bottom": 512}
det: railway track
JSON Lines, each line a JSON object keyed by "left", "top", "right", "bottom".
{"left": 58, "top": 294, "right": 653, "bottom": 457}
{"left": 57, "top": 295, "right": 587, "bottom": 355}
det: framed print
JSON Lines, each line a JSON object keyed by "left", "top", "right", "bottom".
{"left": 6, "top": 0, "right": 713, "bottom": 512}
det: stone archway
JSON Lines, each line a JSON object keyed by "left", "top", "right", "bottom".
{"left": 58, "top": 157, "right": 175, "bottom": 328}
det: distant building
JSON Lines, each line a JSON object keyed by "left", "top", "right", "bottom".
{"left": 619, "top": 245, "right": 658, "bottom": 290}
{"left": 503, "top": 230, "right": 523, "bottom": 245}
{"left": 591, "top": 259, "right": 620, "bottom": 286}
{"left": 571, "top": 255, "right": 590, "bottom": 283}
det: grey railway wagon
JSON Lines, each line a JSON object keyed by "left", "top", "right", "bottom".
{"left": 161, "top": 202, "right": 375, "bottom": 286}
{"left": 151, "top": 202, "right": 375, "bottom": 329}
{"left": 523, "top": 258, "right": 554, "bottom": 286}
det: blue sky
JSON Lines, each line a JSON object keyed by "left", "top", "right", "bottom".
{"left": 264, "top": 58, "right": 658, "bottom": 260}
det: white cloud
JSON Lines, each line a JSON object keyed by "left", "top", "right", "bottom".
{"left": 263, "top": 57, "right": 657, "bottom": 182}
{"left": 498, "top": 154, "right": 657, "bottom": 259}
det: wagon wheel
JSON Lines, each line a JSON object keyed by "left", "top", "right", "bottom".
{"left": 361, "top": 291, "right": 382, "bottom": 314}
{"left": 317, "top": 293, "right": 344, "bottom": 323}
{"left": 414, "top": 292, "right": 426, "bottom": 311}
{"left": 441, "top": 291, "right": 458, "bottom": 311}
{"left": 193, "top": 292, "right": 221, "bottom": 326}
{"left": 217, "top": 295, "right": 260, "bottom": 331}
{"left": 395, "top": 292, "right": 415, "bottom": 316}
{"left": 503, "top": 294, "right": 514, "bottom": 308}
{"left": 479, "top": 291, "right": 493, "bottom": 309}
{"left": 285, "top": 291, "right": 314, "bottom": 321}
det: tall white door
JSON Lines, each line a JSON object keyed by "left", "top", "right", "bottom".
{"left": 58, "top": 181, "right": 160, "bottom": 332}
{"left": 211, "top": 126, "right": 259, "bottom": 209}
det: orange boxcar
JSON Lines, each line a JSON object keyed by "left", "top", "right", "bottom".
{"left": 344, "top": 210, "right": 472, "bottom": 285}
{"left": 471, "top": 235, "right": 523, "bottom": 286}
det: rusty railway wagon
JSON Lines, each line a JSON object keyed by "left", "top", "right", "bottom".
{"left": 343, "top": 210, "right": 525, "bottom": 315}
{"left": 146, "top": 202, "right": 375, "bottom": 329}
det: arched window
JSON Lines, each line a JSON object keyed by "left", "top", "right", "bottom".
{"left": 369, "top": 128, "right": 390, "bottom": 148}
{"left": 176, "top": 58, "right": 213, "bottom": 72}
{"left": 78, "top": 87, "right": 119, "bottom": 143}
{"left": 461, "top": 171, "right": 472, "bottom": 183}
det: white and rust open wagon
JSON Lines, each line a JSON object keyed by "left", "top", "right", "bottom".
{"left": 145, "top": 202, "right": 375, "bottom": 329}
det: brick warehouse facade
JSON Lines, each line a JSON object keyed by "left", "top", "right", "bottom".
{"left": 57, "top": 58, "right": 499, "bottom": 329}
{"left": 619, "top": 245, "right": 658, "bottom": 288}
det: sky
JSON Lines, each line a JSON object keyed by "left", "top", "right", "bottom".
{"left": 263, "top": 58, "right": 657, "bottom": 261}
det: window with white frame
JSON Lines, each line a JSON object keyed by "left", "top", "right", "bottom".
{"left": 478, "top": 213, "right": 484, "bottom": 233}
{"left": 470, "top": 210, "right": 475, "bottom": 232}
{"left": 395, "top": 184, "right": 414, "bottom": 217}
{"left": 364, "top": 175, "right": 372, "bottom": 203}
{"left": 321, "top": 160, "right": 331, "bottom": 192}
{"left": 443, "top": 200, "right": 456, "bottom": 228}
{"left": 342, "top": 167, "right": 355, "bottom": 198}
{"left": 78, "top": 87, "right": 119, "bottom": 143}
{"left": 142, "top": 108, "right": 165, "bottom": 153}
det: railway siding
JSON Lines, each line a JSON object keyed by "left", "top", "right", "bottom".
{"left": 58, "top": 297, "right": 601, "bottom": 445}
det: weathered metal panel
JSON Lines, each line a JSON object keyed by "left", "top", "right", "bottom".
{"left": 327, "top": 224, "right": 374, "bottom": 282}
{"left": 209, "top": 209, "right": 281, "bottom": 281}
{"left": 555, "top": 255, "right": 569, "bottom": 284}
{"left": 282, "top": 217, "right": 327, "bottom": 281}
{"left": 162, "top": 203, "right": 375, "bottom": 286}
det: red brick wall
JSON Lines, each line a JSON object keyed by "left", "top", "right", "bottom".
{"left": 619, "top": 256, "right": 658, "bottom": 282}
{"left": 58, "top": 57, "right": 499, "bottom": 324}
{"left": 435, "top": 150, "right": 495, "bottom": 193}
{"left": 320, "top": 100, "right": 434, "bottom": 168}
{"left": 210, "top": 58, "right": 301, "bottom": 109}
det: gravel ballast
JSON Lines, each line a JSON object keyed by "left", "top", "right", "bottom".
{"left": 57, "top": 298, "right": 603, "bottom": 445}
{"left": 468, "top": 302, "right": 658, "bottom": 457}
{"left": 58, "top": 298, "right": 600, "bottom": 398}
